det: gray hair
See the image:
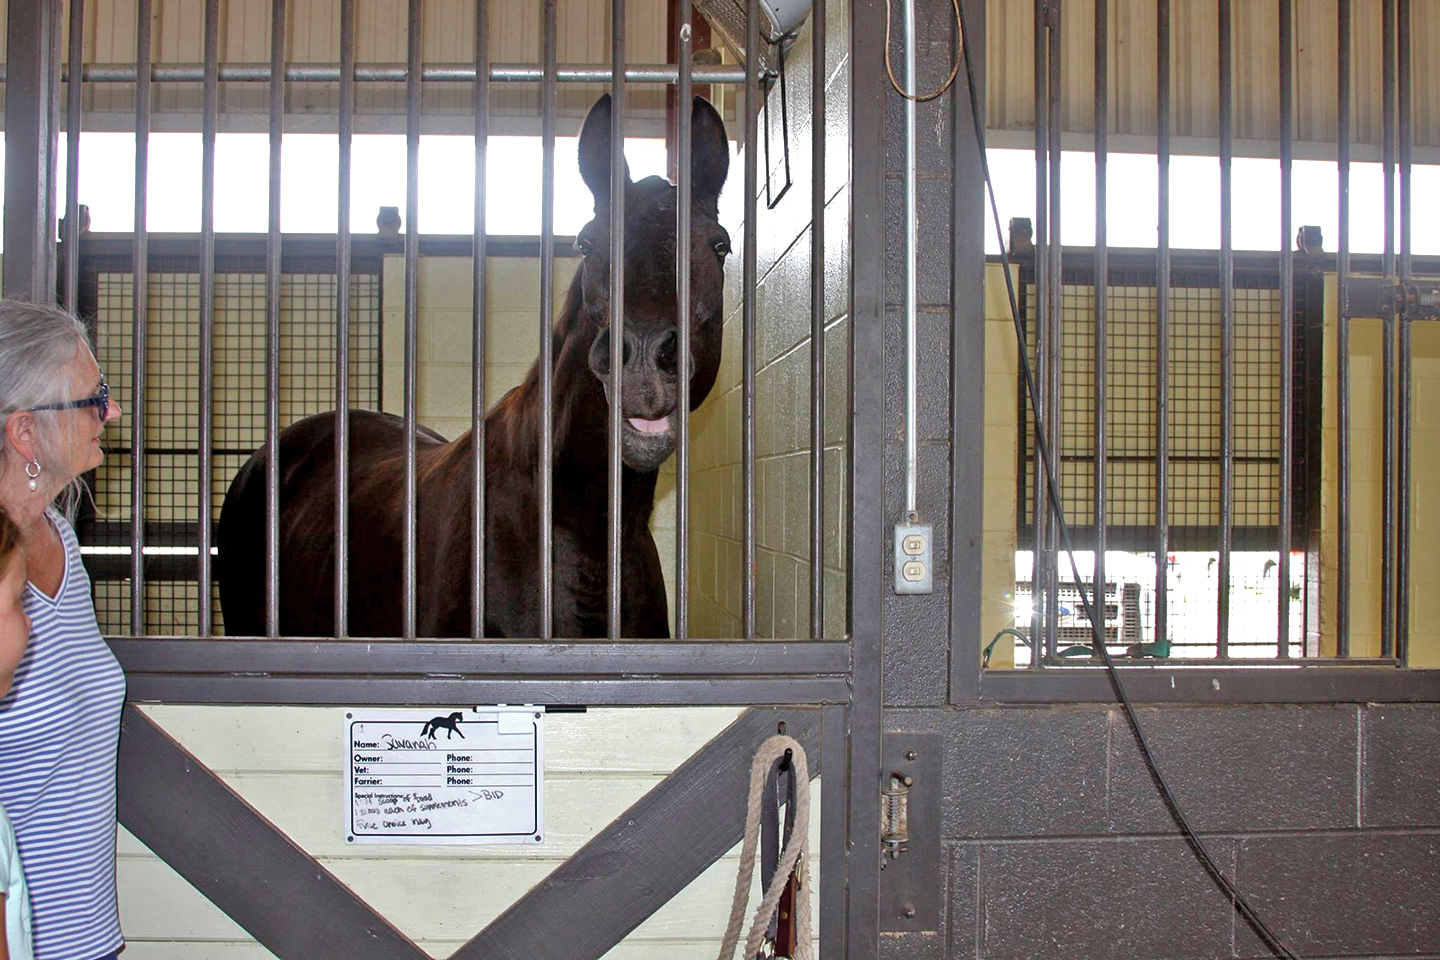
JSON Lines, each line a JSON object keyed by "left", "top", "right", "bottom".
{"left": 0, "top": 301, "right": 96, "bottom": 517}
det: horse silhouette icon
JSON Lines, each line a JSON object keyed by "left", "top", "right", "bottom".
{"left": 420, "top": 712, "right": 466, "bottom": 740}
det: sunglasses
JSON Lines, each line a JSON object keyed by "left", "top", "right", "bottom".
{"left": 31, "top": 371, "right": 110, "bottom": 419}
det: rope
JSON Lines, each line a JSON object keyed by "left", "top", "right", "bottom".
{"left": 717, "top": 735, "right": 812, "bottom": 960}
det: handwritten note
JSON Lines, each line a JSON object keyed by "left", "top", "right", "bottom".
{"left": 345, "top": 707, "right": 544, "bottom": 845}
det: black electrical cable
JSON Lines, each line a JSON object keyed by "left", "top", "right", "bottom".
{"left": 950, "top": 8, "right": 1301, "bottom": 958}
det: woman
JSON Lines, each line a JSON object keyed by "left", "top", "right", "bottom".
{"left": 0, "top": 302, "right": 125, "bottom": 960}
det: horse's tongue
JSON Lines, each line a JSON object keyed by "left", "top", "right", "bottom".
{"left": 627, "top": 415, "right": 671, "bottom": 435}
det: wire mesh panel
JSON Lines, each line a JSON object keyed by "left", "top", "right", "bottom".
{"left": 1018, "top": 262, "right": 1306, "bottom": 658}
{"left": 83, "top": 265, "right": 381, "bottom": 636}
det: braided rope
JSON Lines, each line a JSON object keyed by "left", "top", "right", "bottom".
{"left": 717, "top": 734, "right": 812, "bottom": 960}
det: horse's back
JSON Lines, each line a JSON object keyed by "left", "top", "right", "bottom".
{"left": 217, "top": 409, "right": 443, "bottom": 636}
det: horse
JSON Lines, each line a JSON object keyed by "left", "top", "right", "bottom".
{"left": 217, "top": 94, "right": 731, "bottom": 638}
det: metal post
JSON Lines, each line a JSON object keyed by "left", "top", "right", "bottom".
{"left": 1093, "top": 0, "right": 1108, "bottom": 638}
{"left": 1218, "top": 0, "right": 1234, "bottom": 658}
{"left": 608, "top": 0, "right": 627, "bottom": 640}
{"left": 1396, "top": 0, "right": 1411, "bottom": 662}
{"left": 401, "top": 0, "right": 422, "bottom": 640}
{"left": 539, "top": 0, "right": 557, "bottom": 640}
{"left": 3, "top": 0, "right": 59, "bottom": 301}
{"left": 62, "top": 0, "right": 83, "bottom": 313}
{"left": 1045, "top": 0, "right": 1062, "bottom": 660}
{"left": 335, "top": 0, "right": 355, "bottom": 639}
{"left": 809, "top": 0, "right": 827, "bottom": 638}
{"left": 1277, "top": 0, "right": 1293, "bottom": 657}
{"left": 1155, "top": 0, "right": 1171, "bottom": 652}
{"left": 471, "top": 1, "right": 490, "bottom": 639}
{"left": 676, "top": 0, "right": 693, "bottom": 640}
{"left": 1029, "top": 0, "right": 1049, "bottom": 666}
{"left": 742, "top": 0, "right": 759, "bottom": 640}
{"left": 197, "top": 0, "right": 219, "bottom": 637}
{"left": 130, "top": 0, "right": 152, "bottom": 636}
{"left": 264, "top": 0, "right": 286, "bottom": 639}
{"left": 1380, "top": 0, "right": 1396, "bottom": 658}
{"left": 904, "top": 0, "right": 919, "bottom": 518}
{"left": 1336, "top": 0, "right": 1352, "bottom": 658}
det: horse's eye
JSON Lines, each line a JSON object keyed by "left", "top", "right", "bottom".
{"left": 575, "top": 237, "right": 594, "bottom": 256}
{"left": 713, "top": 238, "right": 731, "bottom": 259}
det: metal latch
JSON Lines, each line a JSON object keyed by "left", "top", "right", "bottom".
{"left": 1344, "top": 278, "right": 1440, "bottom": 321}
{"left": 881, "top": 772, "right": 911, "bottom": 860}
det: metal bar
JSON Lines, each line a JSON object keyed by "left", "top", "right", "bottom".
{"left": 850, "top": 0, "right": 886, "bottom": 949}
{"left": 1093, "top": 0, "right": 1108, "bottom": 638}
{"left": 1029, "top": 0, "right": 1049, "bottom": 667}
{"left": 608, "top": 0, "right": 626, "bottom": 640}
{"left": 45, "top": 0, "right": 63, "bottom": 300}
{"left": 197, "top": 0, "right": 219, "bottom": 637}
{"left": 401, "top": 0, "right": 422, "bottom": 640}
{"left": 1277, "top": 0, "right": 1293, "bottom": 657}
{"left": 1380, "top": 0, "right": 1396, "bottom": 658}
{"left": 539, "top": 0, "right": 557, "bottom": 640}
{"left": 1396, "top": 0, "right": 1411, "bottom": 663}
{"left": 108, "top": 639, "right": 853, "bottom": 675}
{"left": 809, "top": 0, "right": 827, "bottom": 639}
{"left": 62, "top": 0, "right": 83, "bottom": 312}
{"left": 1045, "top": 0, "right": 1062, "bottom": 660}
{"left": 3, "top": 1, "right": 58, "bottom": 300}
{"left": 118, "top": 707, "right": 429, "bottom": 959}
{"left": 742, "top": 0, "right": 759, "bottom": 640}
{"left": 903, "top": 0, "right": 919, "bottom": 517}
{"left": 335, "top": 0, "right": 355, "bottom": 639}
{"left": 453, "top": 709, "right": 822, "bottom": 960}
{"left": 978, "top": 667, "right": 1440, "bottom": 705}
{"left": 130, "top": 0, "right": 152, "bottom": 636}
{"left": 68, "top": 62, "right": 750, "bottom": 85}
{"left": 1155, "top": 0, "right": 1171, "bottom": 652}
{"left": 471, "top": 0, "right": 489, "bottom": 639}
{"left": 676, "top": 0, "right": 693, "bottom": 640}
{"left": 819, "top": 705, "right": 846, "bottom": 955}
{"left": 1337, "top": 0, "right": 1352, "bottom": 658}
{"left": 264, "top": 0, "right": 286, "bottom": 639}
{"left": 121, "top": 675, "right": 854, "bottom": 707}
{"left": 1217, "top": 0, "right": 1233, "bottom": 658}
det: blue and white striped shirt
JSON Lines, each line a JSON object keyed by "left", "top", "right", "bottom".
{"left": 0, "top": 511, "right": 125, "bottom": 960}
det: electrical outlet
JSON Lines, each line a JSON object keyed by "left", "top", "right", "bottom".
{"left": 893, "top": 522, "right": 932, "bottom": 595}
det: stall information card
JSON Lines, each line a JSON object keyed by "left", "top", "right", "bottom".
{"left": 345, "top": 707, "right": 544, "bottom": 845}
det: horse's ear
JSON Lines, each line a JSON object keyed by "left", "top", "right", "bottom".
{"left": 689, "top": 95, "right": 730, "bottom": 204}
{"left": 578, "top": 94, "right": 631, "bottom": 209}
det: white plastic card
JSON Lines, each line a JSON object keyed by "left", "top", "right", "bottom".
{"left": 344, "top": 706, "right": 544, "bottom": 845}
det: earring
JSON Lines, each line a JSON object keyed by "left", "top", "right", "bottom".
{"left": 24, "top": 459, "right": 40, "bottom": 493}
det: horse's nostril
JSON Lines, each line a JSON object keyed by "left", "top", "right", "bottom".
{"left": 653, "top": 329, "right": 678, "bottom": 375}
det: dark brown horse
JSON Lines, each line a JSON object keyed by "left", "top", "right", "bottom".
{"left": 217, "top": 95, "right": 731, "bottom": 638}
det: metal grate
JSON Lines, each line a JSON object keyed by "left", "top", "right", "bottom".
{"left": 81, "top": 268, "right": 381, "bottom": 636}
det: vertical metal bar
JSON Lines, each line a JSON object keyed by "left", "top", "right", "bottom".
{"left": 819, "top": 704, "right": 847, "bottom": 955}
{"left": 264, "top": 0, "right": 285, "bottom": 639}
{"left": 1379, "top": 0, "right": 1396, "bottom": 658}
{"left": 1155, "top": 0, "right": 1170, "bottom": 652}
{"left": 1217, "top": 0, "right": 1233, "bottom": 658}
{"left": 676, "top": 0, "right": 693, "bottom": 640}
{"left": 1336, "top": 0, "right": 1351, "bottom": 657}
{"left": 2, "top": 0, "right": 59, "bottom": 301}
{"left": 1396, "top": 0, "right": 1411, "bottom": 663}
{"left": 809, "top": 0, "right": 826, "bottom": 638}
{"left": 1093, "top": 0, "right": 1107, "bottom": 639}
{"left": 130, "top": 0, "right": 152, "bottom": 636}
{"left": 335, "top": 0, "right": 355, "bottom": 639}
{"left": 1044, "top": 0, "right": 1062, "bottom": 660}
{"left": 402, "top": 0, "right": 421, "bottom": 640}
{"left": 62, "top": 0, "right": 83, "bottom": 312}
{"left": 1277, "top": 0, "right": 1293, "bottom": 657}
{"left": 608, "top": 0, "right": 626, "bottom": 640}
{"left": 539, "top": 0, "right": 557, "bottom": 640}
{"left": 46, "top": 0, "right": 63, "bottom": 301}
{"left": 903, "top": 0, "right": 919, "bottom": 518}
{"left": 742, "top": 0, "right": 759, "bottom": 640}
{"left": 471, "top": 0, "right": 489, "bottom": 640}
{"left": 197, "top": 0, "right": 219, "bottom": 637}
{"left": 1029, "top": 0, "right": 1049, "bottom": 667}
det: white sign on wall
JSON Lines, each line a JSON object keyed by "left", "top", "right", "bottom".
{"left": 344, "top": 706, "right": 544, "bottom": 845}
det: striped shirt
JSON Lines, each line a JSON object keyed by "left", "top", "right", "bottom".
{"left": 0, "top": 511, "right": 125, "bottom": 960}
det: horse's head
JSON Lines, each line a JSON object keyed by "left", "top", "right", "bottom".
{"left": 570, "top": 93, "right": 731, "bottom": 473}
